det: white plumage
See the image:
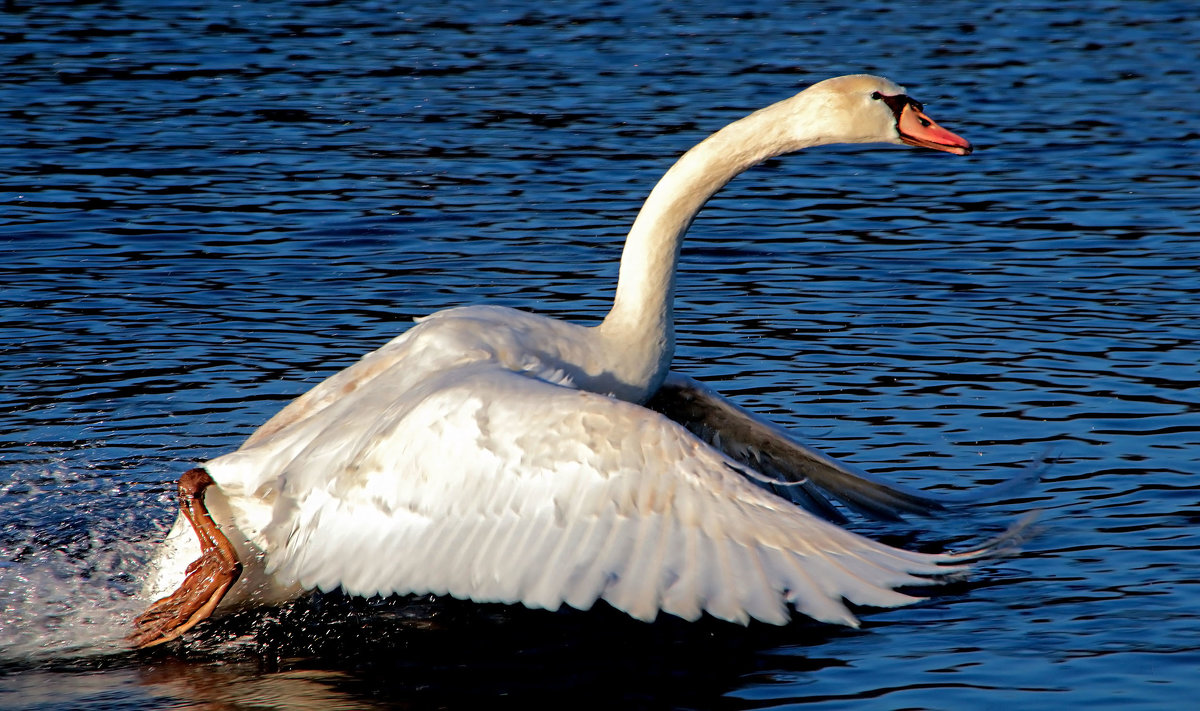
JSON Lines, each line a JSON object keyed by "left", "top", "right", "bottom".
{"left": 138, "top": 75, "right": 985, "bottom": 640}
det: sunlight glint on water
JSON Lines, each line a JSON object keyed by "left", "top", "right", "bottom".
{"left": 1, "top": 0, "right": 1198, "bottom": 708}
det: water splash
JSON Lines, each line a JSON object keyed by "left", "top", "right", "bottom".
{"left": 0, "top": 465, "right": 167, "bottom": 663}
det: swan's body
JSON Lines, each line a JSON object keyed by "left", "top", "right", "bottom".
{"left": 135, "top": 75, "right": 979, "bottom": 645}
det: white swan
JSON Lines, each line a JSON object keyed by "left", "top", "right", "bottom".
{"left": 130, "top": 74, "right": 978, "bottom": 647}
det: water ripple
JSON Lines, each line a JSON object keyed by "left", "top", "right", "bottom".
{"left": 2, "top": 0, "right": 1199, "bottom": 708}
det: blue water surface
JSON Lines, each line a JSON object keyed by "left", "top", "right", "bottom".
{"left": 2, "top": 1, "right": 1198, "bottom": 708}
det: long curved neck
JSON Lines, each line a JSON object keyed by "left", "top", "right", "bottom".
{"left": 594, "top": 95, "right": 824, "bottom": 401}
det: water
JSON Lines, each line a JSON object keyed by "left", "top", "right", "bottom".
{"left": 2, "top": 0, "right": 1198, "bottom": 707}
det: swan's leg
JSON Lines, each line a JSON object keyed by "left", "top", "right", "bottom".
{"left": 128, "top": 467, "right": 242, "bottom": 649}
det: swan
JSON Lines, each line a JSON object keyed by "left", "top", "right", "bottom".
{"left": 129, "top": 74, "right": 979, "bottom": 648}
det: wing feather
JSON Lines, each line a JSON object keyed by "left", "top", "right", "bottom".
{"left": 659, "top": 517, "right": 704, "bottom": 621}
{"left": 560, "top": 511, "right": 617, "bottom": 611}
{"left": 647, "top": 373, "right": 948, "bottom": 521}
{"left": 736, "top": 545, "right": 791, "bottom": 625}
{"left": 252, "top": 362, "right": 978, "bottom": 628}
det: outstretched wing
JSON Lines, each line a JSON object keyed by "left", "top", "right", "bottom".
{"left": 255, "top": 362, "right": 977, "bottom": 628}
{"left": 647, "top": 373, "right": 949, "bottom": 522}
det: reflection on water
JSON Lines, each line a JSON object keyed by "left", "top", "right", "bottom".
{"left": 8, "top": 595, "right": 852, "bottom": 708}
{"left": 2, "top": 0, "right": 1199, "bottom": 708}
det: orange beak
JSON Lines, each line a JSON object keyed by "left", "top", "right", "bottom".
{"left": 897, "top": 103, "right": 973, "bottom": 156}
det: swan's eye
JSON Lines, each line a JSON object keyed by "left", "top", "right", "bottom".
{"left": 872, "top": 91, "right": 913, "bottom": 122}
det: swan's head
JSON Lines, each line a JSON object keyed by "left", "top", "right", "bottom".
{"left": 792, "top": 74, "right": 973, "bottom": 156}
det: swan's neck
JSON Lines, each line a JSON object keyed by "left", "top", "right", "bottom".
{"left": 594, "top": 97, "right": 824, "bottom": 401}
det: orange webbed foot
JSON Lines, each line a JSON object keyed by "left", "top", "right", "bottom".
{"left": 128, "top": 468, "right": 242, "bottom": 649}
